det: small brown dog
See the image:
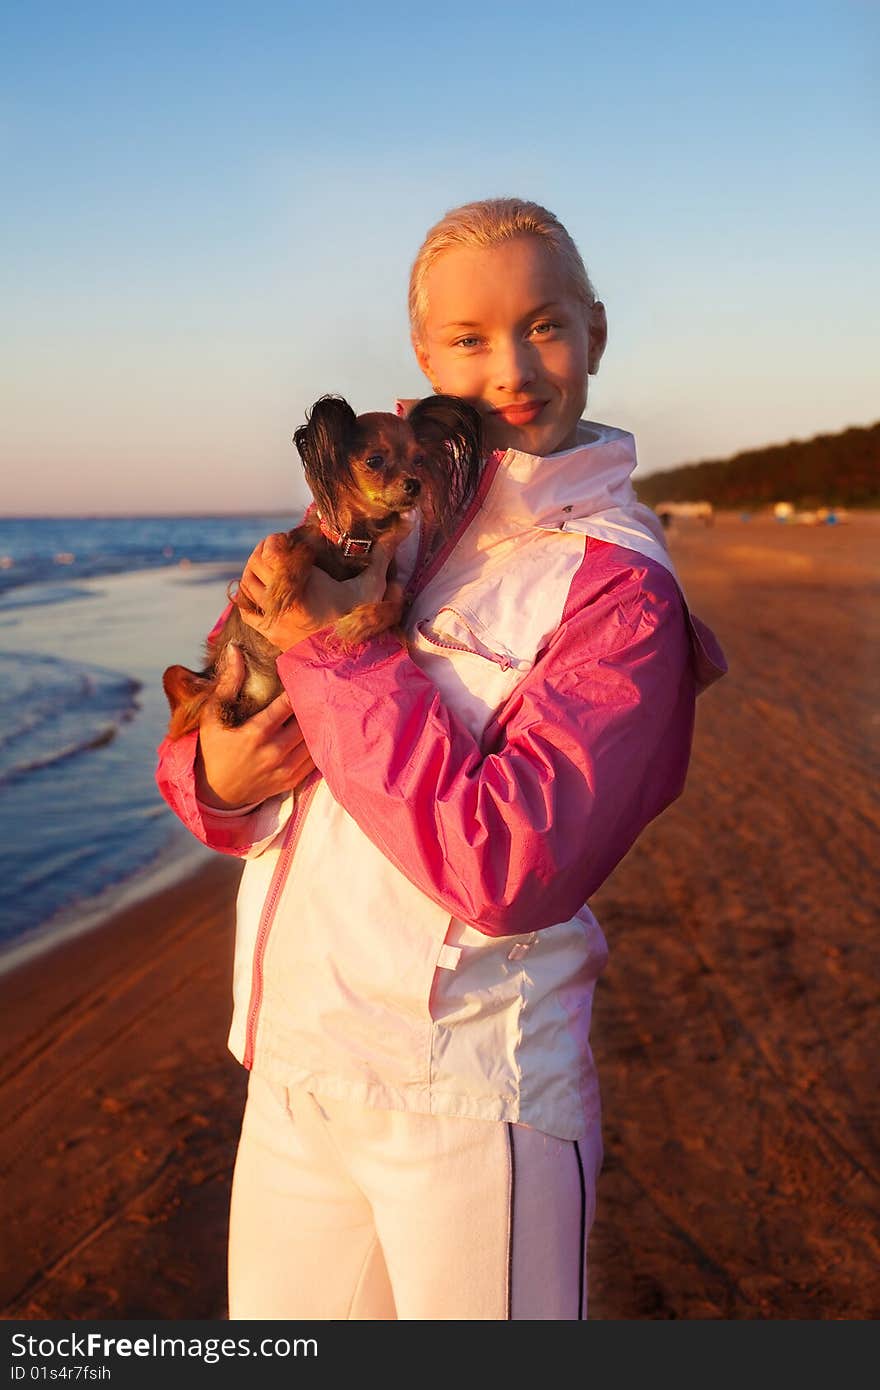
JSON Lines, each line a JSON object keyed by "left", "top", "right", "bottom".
{"left": 162, "top": 393, "right": 483, "bottom": 738}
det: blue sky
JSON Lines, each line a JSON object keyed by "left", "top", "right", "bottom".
{"left": 2, "top": 0, "right": 877, "bottom": 514}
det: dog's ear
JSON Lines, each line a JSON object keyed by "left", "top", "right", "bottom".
{"left": 293, "top": 395, "right": 359, "bottom": 530}
{"left": 162, "top": 664, "right": 214, "bottom": 739}
{"left": 408, "top": 394, "right": 484, "bottom": 519}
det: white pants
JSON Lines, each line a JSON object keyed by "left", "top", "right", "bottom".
{"left": 228, "top": 1072, "right": 603, "bottom": 1320}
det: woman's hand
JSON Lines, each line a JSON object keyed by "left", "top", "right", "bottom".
{"left": 235, "top": 529, "right": 405, "bottom": 651}
{"left": 195, "top": 643, "right": 316, "bottom": 810}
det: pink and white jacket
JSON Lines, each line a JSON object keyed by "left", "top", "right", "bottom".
{"left": 156, "top": 419, "right": 726, "bottom": 1140}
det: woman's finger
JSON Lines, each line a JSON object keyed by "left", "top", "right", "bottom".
{"left": 236, "top": 534, "right": 287, "bottom": 600}
{"left": 243, "top": 558, "right": 270, "bottom": 594}
{"left": 284, "top": 745, "right": 317, "bottom": 787}
{"left": 276, "top": 718, "right": 309, "bottom": 756}
{"left": 248, "top": 533, "right": 289, "bottom": 584}
{"left": 241, "top": 560, "right": 270, "bottom": 592}
{"left": 234, "top": 580, "right": 266, "bottom": 618}
{"left": 250, "top": 690, "right": 295, "bottom": 733}
{"left": 260, "top": 743, "right": 315, "bottom": 797}
{"left": 236, "top": 603, "right": 268, "bottom": 633}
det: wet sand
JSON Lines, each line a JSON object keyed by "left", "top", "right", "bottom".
{"left": 1, "top": 513, "right": 877, "bottom": 1319}
{"left": 0, "top": 858, "right": 246, "bottom": 1320}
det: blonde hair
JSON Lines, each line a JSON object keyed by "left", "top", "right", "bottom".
{"left": 408, "top": 197, "right": 598, "bottom": 343}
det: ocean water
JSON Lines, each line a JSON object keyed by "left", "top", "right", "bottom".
{"left": 0, "top": 514, "right": 294, "bottom": 598}
{"left": 0, "top": 515, "right": 297, "bottom": 966}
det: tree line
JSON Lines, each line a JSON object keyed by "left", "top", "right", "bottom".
{"left": 635, "top": 421, "right": 880, "bottom": 511}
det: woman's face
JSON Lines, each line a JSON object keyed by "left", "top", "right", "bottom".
{"left": 414, "top": 234, "right": 607, "bottom": 457}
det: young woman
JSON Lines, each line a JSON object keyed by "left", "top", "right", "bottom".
{"left": 156, "top": 197, "right": 726, "bottom": 1320}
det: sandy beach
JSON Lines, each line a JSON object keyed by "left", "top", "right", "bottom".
{"left": 1, "top": 512, "right": 878, "bottom": 1320}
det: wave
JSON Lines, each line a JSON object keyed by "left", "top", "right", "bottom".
{"left": 0, "top": 722, "right": 124, "bottom": 787}
{"left": 0, "top": 583, "right": 97, "bottom": 614}
{"left": 0, "top": 652, "right": 141, "bottom": 787}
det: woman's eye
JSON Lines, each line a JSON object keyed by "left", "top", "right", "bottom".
{"left": 454, "top": 336, "right": 480, "bottom": 349}
{"left": 365, "top": 454, "right": 385, "bottom": 470}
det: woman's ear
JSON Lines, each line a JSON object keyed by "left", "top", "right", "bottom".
{"left": 588, "top": 301, "right": 608, "bottom": 375}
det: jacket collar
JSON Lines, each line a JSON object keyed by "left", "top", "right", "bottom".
{"left": 479, "top": 419, "right": 640, "bottom": 532}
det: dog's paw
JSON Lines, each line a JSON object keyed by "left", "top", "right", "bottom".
{"left": 333, "top": 599, "right": 405, "bottom": 653}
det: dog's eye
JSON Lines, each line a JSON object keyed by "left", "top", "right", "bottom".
{"left": 413, "top": 453, "right": 427, "bottom": 468}
{"left": 365, "top": 454, "right": 385, "bottom": 471}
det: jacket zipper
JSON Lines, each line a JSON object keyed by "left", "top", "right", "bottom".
{"left": 416, "top": 620, "right": 513, "bottom": 670}
{"left": 242, "top": 769, "right": 321, "bottom": 1069}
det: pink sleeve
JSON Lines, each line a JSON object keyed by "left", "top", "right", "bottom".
{"left": 155, "top": 729, "right": 291, "bottom": 856}
{"left": 276, "top": 543, "right": 704, "bottom": 936}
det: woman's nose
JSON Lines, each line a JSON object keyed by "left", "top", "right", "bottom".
{"left": 493, "top": 338, "right": 537, "bottom": 392}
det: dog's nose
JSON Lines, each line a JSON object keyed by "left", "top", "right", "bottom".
{"left": 403, "top": 477, "right": 421, "bottom": 497}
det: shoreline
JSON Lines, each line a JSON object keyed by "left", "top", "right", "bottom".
{"left": 0, "top": 559, "right": 246, "bottom": 961}
{"left": 0, "top": 827, "right": 215, "bottom": 980}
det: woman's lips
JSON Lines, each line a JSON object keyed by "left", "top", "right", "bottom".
{"left": 491, "top": 401, "right": 547, "bottom": 425}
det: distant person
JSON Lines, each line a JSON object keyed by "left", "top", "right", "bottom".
{"left": 157, "top": 197, "right": 727, "bottom": 1320}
